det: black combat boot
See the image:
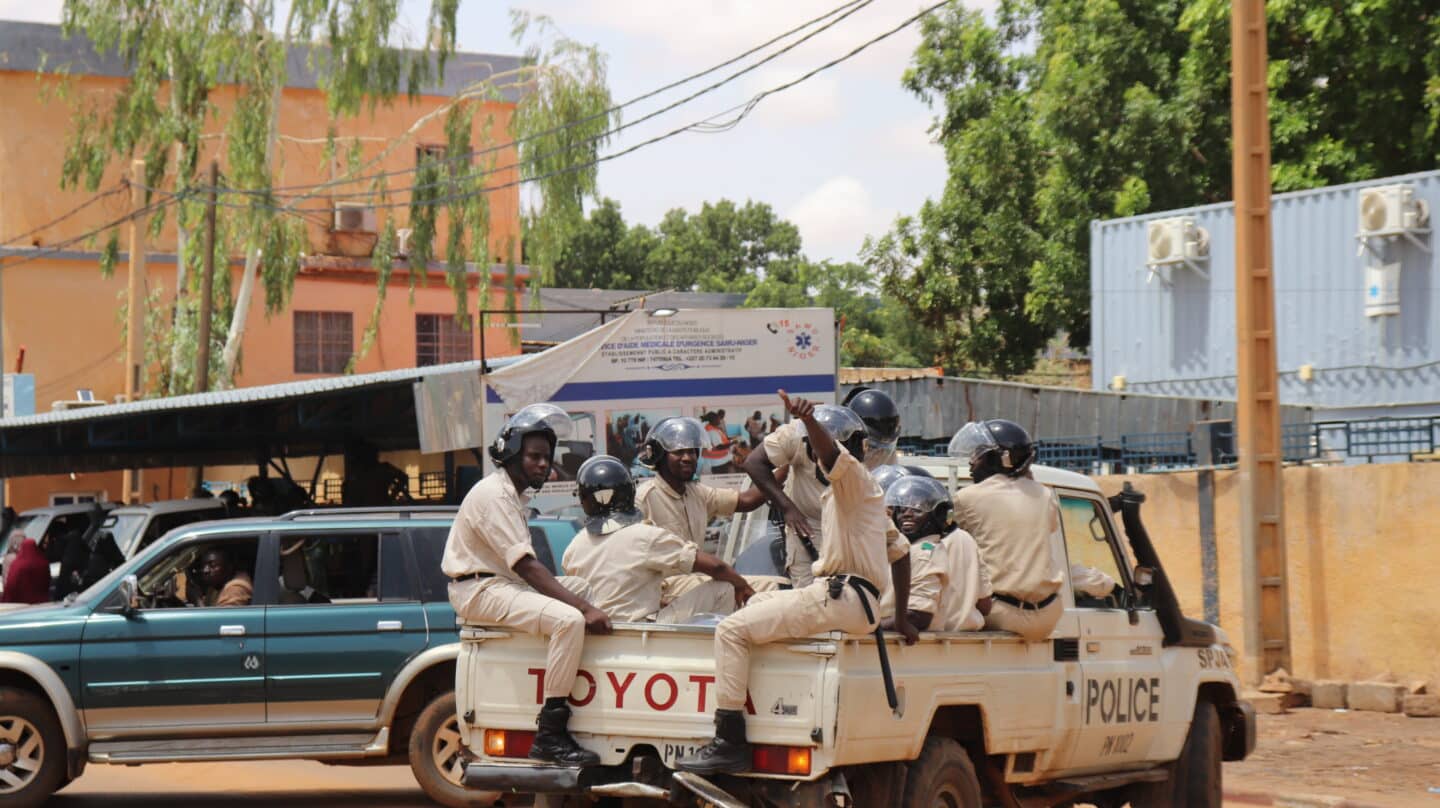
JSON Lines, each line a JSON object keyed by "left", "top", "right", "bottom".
{"left": 676, "top": 709, "right": 751, "bottom": 774}
{"left": 528, "top": 698, "right": 600, "bottom": 766}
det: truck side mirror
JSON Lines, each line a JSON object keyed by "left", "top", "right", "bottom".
{"left": 1133, "top": 565, "right": 1156, "bottom": 588}
{"left": 117, "top": 574, "right": 141, "bottom": 616}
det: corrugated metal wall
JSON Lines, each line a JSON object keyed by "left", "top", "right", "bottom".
{"left": 844, "top": 377, "right": 1309, "bottom": 442}
{"left": 1091, "top": 169, "right": 1440, "bottom": 412}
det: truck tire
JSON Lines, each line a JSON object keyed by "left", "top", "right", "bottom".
{"left": 1126, "top": 699, "right": 1221, "bottom": 808}
{"left": 902, "top": 737, "right": 982, "bottom": 808}
{"left": 408, "top": 689, "right": 497, "bottom": 807}
{"left": 0, "top": 686, "right": 66, "bottom": 808}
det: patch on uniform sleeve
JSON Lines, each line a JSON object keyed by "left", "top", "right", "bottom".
{"left": 921, "top": 542, "right": 935, "bottom": 551}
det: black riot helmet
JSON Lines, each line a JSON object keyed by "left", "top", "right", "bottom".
{"left": 637, "top": 416, "right": 707, "bottom": 471}
{"left": 948, "top": 419, "right": 1035, "bottom": 483}
{"left": 884, "top": 475, "right": 952, "bottom": 540}
{"left": 489, "top": 404, "right": 572, "bottom": 468}
{"left": 846, "top": 389, "right": 901, "bottom": 464}
{"left": 901, "top": 464, "right": 933, "bottom": 478}
{"left": 576, "top": 455, "right": 642, "bottom": 535}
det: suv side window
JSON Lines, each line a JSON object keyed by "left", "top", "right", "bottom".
{"left": 276, "top": 533, "right": 380, "bottom": 604}
{"left": 134, "top": 536, "right": 262, "bottom": 609}
{"left": 410, "top": 526, "right": 452, "bottom": 603}
{"left": 1057, "top": 495, "right": 1130, "bottom": 609}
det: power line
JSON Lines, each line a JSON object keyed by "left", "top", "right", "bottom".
{"left": 255, "top": 0, "right": 876, "bottom": 198}
{"left": 196, "top": 1, "right": 948, "bottom": 214}
{"left": 0, "top": 192, "right": 185, "bottom": 271}
{"left": 0, "top": 185, "right": 127, "bottom": 247}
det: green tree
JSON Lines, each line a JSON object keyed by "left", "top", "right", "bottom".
{"left": 875, "top": 0, "right": 1440, "bottom": 375}
{"left": 550, "top": 197, "right": 659, "bottom": 288}
{"left": 58, "top": 1, "right": 614, "bottom": 392}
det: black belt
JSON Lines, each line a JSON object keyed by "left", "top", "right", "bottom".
{"left": 993, "top": 591, "right": 1057, "bottom": 611}
{"left": 826, "top": 574, "right": 897, "bottom": 710}
{"left": 450, "top": 572, "right": 495, "bottom": 583}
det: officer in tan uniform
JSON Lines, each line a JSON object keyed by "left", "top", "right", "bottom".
{"left": 635, "top": 417, "right": 772, "bottom": 600}
{"left": 678, "top": 392, "right": 917, "bottom": 775}
{"left": 879, "top": 475, "right": 992, "bottom": 632}
{"left": 565, "top": 455, "right": 754, "bottom": 623}
{"left": 442, "top": 404, "right": 610, "bottom": 767}
{"left": 948, "top": 419, "right": 1065, "bottom": 642}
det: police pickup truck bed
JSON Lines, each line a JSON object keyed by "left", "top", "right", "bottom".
{"left": 457, "top": 468, "right": 1256, "bottom": 808}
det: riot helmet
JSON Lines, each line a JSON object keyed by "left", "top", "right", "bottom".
{"left": 884, "top": 475, "right": 952, "bottom": 539}
{"left": 870, "top": 464, "right": 910, "bottom": 494}
{"left": 576, "top": 455, "right": 642, "bottom": 535}
{"left": 806, "top": 404, "right": 868, "bottom": 463}
{"left": 638, "top": 416, "right": 707, "bottom": 477}
{"left": 948, "top": 419, "right": 1035, "bottom": 483}
{"left": 846, "top": 389, "right": 902, "bottom": 466}
{"left": 489, "top": 403, "right": 572, "bottom": 468}
{"left": 901, "top": 464, "right": 933, "bottom": 478}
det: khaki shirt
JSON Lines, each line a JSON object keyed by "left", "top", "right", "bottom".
{"left": 762, "top": 422, "right": 825, "bottom": 530}
{"left": 562, "top": 523, "right": 697, "bottom": 622}
{"left": 1071, "top": 564, "right": 1118, "bottom": 598}
{"left": 441, "top": 470, "right": 534, "bottom": 582}
{"left": 814, "top": 451, "right": 909, "bottom": 587}
{"left": 635, "top": 477, "right": 739, "bottom": 548}
{"left": 883, "top": 530, "right": 992, "bottom": 632}
{"left": 952, "top": 474, "right": 1065, "bottom": 604}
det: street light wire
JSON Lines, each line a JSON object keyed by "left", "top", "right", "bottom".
{"left": 0, "top": 185, "right": 128, "bottom": 247}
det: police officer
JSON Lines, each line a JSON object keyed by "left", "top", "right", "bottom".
{"left": 565, "top": 455, "right": 755, "bottom": 623}
{"left": 844, "top": 387, "right": 903, "bottom": 467}
{"left": 442, "top": 404, "right": 610, "bottom": 767}
{"left": 880, "top": 475, "right": 992, "bottom": 632}
{"left": 948, "top": 419, "right": 1065, "bottom": 642}
{"left": 678, "top": 392, "right": 917, "bottom": 775}
{"left": 635, "top": 416, "right": 780, "bottom": 600}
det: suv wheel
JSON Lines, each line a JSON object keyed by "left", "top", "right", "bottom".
{"left": 902, "top": 737, "right": 982, "bottom": 808}
{"left": 0, "top": 687, "right": 66, "bottom": 808}
{"left": 409, "top": 689, "right": 497, "bottom": 807}
{"left": 1126, "top": 699, "right": 1222, "bottom": 808}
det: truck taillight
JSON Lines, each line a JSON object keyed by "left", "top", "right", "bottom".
{"left": 483, "top": 729, "right": 536, "bottom": 758}
{"left": 751, "top": 745, "right": 811, "bottom": 776}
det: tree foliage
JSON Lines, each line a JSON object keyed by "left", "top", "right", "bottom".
{"left": 57, "top": 0, "right": 614, "bottom": 393}
{"left": 871, "top": 0, "right": 1440, "bottom": 375}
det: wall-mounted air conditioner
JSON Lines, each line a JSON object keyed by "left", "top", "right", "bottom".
{"left": 1144, "top": 216, "right": 1210, "bottom": 284}
{"left": 1356, "top": 183, "right": 1430, "bottom": 255}
{"left": 396, "top": 227, "right": 414, "bottom": 258}
{"left": 333, "top": 202, "right": 377, "bottom": 233}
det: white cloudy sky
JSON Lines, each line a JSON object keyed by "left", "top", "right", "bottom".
{"left": 1, "top": 1, "right": 991, "bottom": 262}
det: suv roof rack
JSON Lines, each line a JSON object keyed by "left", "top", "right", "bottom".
{"left": 275, "top": 506, "right": 461, "bottom": 521}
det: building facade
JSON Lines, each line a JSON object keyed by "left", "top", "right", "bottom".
{"left": 1091, "top": 169, "right": 1440, "bottom": 420}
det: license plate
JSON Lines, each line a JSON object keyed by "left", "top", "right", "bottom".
{"left": 660, "top": 742, "right": 703, "bottom": 768}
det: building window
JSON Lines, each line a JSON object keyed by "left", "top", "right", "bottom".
{"left": 416, "top": 314, "right": 474, "bottom": 366}
{"left": 294, "top": 311, "right": 353, "bottom": 374}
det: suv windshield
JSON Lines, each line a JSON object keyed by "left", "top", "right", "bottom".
{"left": 104, "top": 513, "right": 149, "bottom": 557}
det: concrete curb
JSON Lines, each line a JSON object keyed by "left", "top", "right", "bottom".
{"left": 1223, "top": 789, "right": 1390, "bottom": 808}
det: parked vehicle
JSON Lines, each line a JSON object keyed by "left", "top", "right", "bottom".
{"left": 0, "top": 502, "right": 115, "bottom": 597}
{"left": 457, "top": 465, "right": 1255, "bottom": 808}
{"left": 0, "top": 505, "right": 581, "bottom": 808}
{"left": 104, "top": 498, "right": 231, "bottom": 559}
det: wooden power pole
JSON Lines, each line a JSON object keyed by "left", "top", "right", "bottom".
{"left": 190, "top": 160, "right": 220, "bottom": 492}
{"left": 1231, "top": 0, "right": 1291, "bottom": 683}
{"left": 122, "top": 160, "right": 148, "bottom": 504}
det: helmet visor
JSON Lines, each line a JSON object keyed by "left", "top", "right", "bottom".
{"left": 813, "top": 405, "right": 866, "bottom": 443}
{"left": 505, "top": 403, "right": 573, "bottom": 440}
{"left": 870, "top": 464, "right": 907, "bottom": 493}
{"left": 650, "top": 417, "right": 707, "bottom": 453}
{"left": 884, "top": 475, "right": 951, "bottom": 512}
{"left": 947, "top": 421, "right": 998, "bottom": 461}
{"left": 864, "top": 438, "right": 897, "bottom": 468}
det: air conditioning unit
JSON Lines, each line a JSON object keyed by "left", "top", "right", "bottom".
{"left": 1144, "top": 216, "right": 1210, "bottom": 284}
{"left": 1358, "top": 184, "right": 1429, "bottom": 235}
{"left": 333, "top": 202, "right": 377, "bottom": 233}
{"left": 396, "top": 227, "right": 414, "bottom": 258}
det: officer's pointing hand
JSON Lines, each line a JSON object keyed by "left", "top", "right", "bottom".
{"left": 778, "top": 390, "right": 814, "bottom": 421}
{"left": 582, "top": 606, "right": 613, "bottom": 635}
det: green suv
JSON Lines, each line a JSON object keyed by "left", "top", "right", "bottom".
{"left": 0, "top": 506, "right": 580, "bottom": 807}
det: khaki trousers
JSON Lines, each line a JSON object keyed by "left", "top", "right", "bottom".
{"left": 713, "top": 580, "right": 874, "bottom": 710}
{"left": 983, "top": 595, "right": 1063, "bottom": 642}
{"left": 450, "top": 576, "right": 592, "bottom": 700}
{"left": 654, "top": 580, "right": 736, "bottom": 623}
{"left": 661, "top": 573, "right": 790, "bottom": 605}
{"left": 783, "top": 518, "right": 824, "bottom": 587}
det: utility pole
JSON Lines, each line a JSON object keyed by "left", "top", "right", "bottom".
{"left": 1231, "top": 0, "right": 1291, "bottom": 684}
{"left": 191, "top": 160, "right": 219, "bottom": 492}
{"left": 122, "top": 160, "right": 148, "bottom": 505}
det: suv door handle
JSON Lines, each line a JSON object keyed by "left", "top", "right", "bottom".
{"left": 377, "top": 620, "right": 403, "bottom": 632}
{"left": 219, "top": 625, "right": 246, "bottom": 637}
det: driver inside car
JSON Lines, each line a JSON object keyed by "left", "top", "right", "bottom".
{"left": 198, "top": 547, "right": 253, "bottom": 607}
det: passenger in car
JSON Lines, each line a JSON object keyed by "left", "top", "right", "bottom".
{"left": 948, "top": 420, "right": 1066, "bottom": 642}
{"left": 1070, "top": 564, "right": 1119, "bottom": 600}
{"left": 635, "top": 416, "right": 780, "bottom": 601}
{"left": 567, "top": 455, "right": 754, "bottom": 624}
{"left": 198, "top": 547, "right": 253, "bottom": 607}
{"left": 880, "top": 475, "right": 992, "bottom": 632}
{"left": 442, "top": 404, "right": 609, "bottom": 768}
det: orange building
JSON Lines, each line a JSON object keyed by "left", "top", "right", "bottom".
{"left": 0, "top": 22, "right": 529, "bottom": 509}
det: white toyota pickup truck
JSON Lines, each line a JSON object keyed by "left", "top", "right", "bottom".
{"left": 456, "top": 465, "right": 1256, "bottom": 808}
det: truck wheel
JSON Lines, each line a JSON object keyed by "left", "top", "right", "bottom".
{"left": 408, "top": 689, "right": 497, "bottom": 807}
{"left": 903, "top": 737, "right": 982, "bottom": 808}
{"left": 1126, "top": 699, "right": 1221, "bottom": 808}
{"left": 0, "top": 687, "right": 66, "bottom": 808}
